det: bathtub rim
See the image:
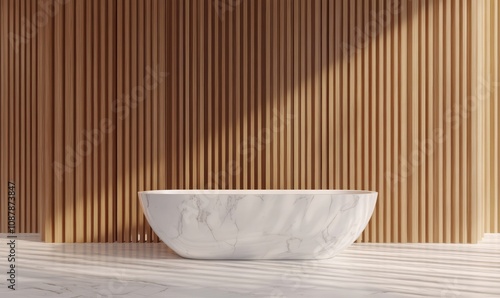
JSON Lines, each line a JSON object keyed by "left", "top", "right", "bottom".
{"left": 138, "top": 189, "right": 377, "bottom": 196}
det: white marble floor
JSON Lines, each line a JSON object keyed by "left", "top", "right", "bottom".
{"left": 0, "top": 234, "right": 498, "bottom": 298}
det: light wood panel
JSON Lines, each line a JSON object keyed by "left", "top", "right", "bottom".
{"left": 0, "top": 0, "right": 498, "bottom": 243}
{"left": 485, "top": 0, "right": 500, "bottom": 234}
{"left": 471, "top": 0, "right": 485, "bottom": 243}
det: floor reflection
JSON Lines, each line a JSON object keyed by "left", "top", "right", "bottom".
{"left": 0, "top": 233, "right": 498, "bottom": 297}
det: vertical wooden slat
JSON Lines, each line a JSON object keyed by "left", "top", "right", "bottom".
{"left": 53, "top": 0, "right": 64, "bottom": 243}
{"left": 348, "top": 0, "right": 355, "bottom": 192}
{"left": 264, "top": 0, "right": 271, "bottom": 189}
{"left": 313, "top": 0, "right": 321, "bottom": 190}
{"left": 116, "top": 0, "right": 124, "bottom": 243}
{"left": 226, "top": 0, "right": 233, "bottom": 189}
{"left": 377, "top": 0, "right": 385, "bottom": 242}
{"left": 320, "top": 0, "right": 327, "bottom": 190}
{"left": 98, "top": 0, "right": 107, "bottom": 243}
{"left": 19, "top": 0, "right": 26, "bottom": 234}
{"left": 256, "top": 0, "right": 263, "bottom": 190}
{"left": 139, "top": 0, "right": 148, "bottom": 242}
{"left": 30, "top": 0, "right": 38, "bottom": 233}
{"left": 108, "top": 0, "right": 116, "bottom": 243}
{"left": 23, "top": 0, "right": 29, "bottom": 233}
{"left": 427, "top": 0, "right": 435, "bottom": 242}
{"left": 299, "top": 0, "right": 306, "bottom": 189}
{"left": 460, "top": 0, "right": 468, "bottom": 242}
{"left": 212, "top": 0, "right": 218, "bottom": 189}
{"left": 199, "top": 0, "right": 205, "bottom": 190}
{"left": 305, "top": 0, "right": 312, "bottom": 189}
{"left": 417, "top": 0, "right": 425, "bottom": 243}
{"left": 341, "top": 0, "right": 348, "bottom": 191}
{"left": 362, "top": 0, "right": 370, "bottom": 242}
{"left": 327, "top": 0, "right": 334, "bottom": 192}
{"left": 491, "top": 0, "right": 499, "bottom": 233}
{"left": 272, "top": 0, "right": 279, "bottom": 190}
{"left": 64, "top": 0, "right": 75, "bottom": 243}
{"left": 451, "top": 0, "right": 460, "bottom": 243}
{"left": 179, "top": 0, "right": 184, "bottom": 191}
{"left": 279, "top": 0, "right": 286, "bottom": 189}
{"left": 205, "top": 0, "right": 212, "bottom": 191}
{"left": 470, "top": 0, "right": 485, "bottom": 243}
{"left": 84, "top": 0, "right": 92, "bottom": 242}
{"left": 189, "top": 0, "right": 196, "bottom": 189}
{"left": 241, "top": 0, "right": 248, "bottom": 189}
{"left": 385, "top": 0, "right": 393, "bottom": 243}
{"left": 443, "top": 0, "right": 452, "bottom": 243}
{"left": 496, "top": 0, "right": 500, "bottom": 233}
{"left": 478, "top": 0, "right": 486, "bottom": 240}
{"left": 392, "top": 0, "right": 400, "bottom": 242}
{"left": 130, "top": 0, "right": 138, "bottom": 242}
{"left": 436, "top": 0, "right": 444, "bottom": 243}
{"left": 286, "top": 0, "right": 292, "bottom": 189}
{"left": 123, "top": 0, "right": 131, "bottom": 241}
{"left": 486, "top": 0, "right": 493, "bottom": 236}
{"left": 400, "top": 0, "right": 409, "bottom": 243}
{"left": 75, "top": 0, "right": 85, "bottom": 243}
{"left": 219, "top": 0, "right": 225, "bottom": 189}
{"left": 293, "top": 0, "right": 300, "bottom": 189}
{"left": 91, "top": 0, "right": 99, "bottom": 243}
{"left": 171, "top": 0, "right": 178, "bottom": 189}
{"left": 143, "top": 0, "right": 150, "bottom": 240}
{"left": 334, "top": 0, "right": 341, "bottom": 190}
{"left": 249, "top": 1, "right": 262, "bottom": 188}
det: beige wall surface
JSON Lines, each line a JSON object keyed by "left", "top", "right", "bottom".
{"left": 0, "top": 0, "right": 498, "bottom": 243}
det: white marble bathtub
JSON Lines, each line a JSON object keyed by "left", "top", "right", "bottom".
{"left": 139, "top": 190, "right": 377, "bottom": 260}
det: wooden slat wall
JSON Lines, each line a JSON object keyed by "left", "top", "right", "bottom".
{"left": 0, "top": 0, "right": 497, "bottom": 243}
{"left": 157, "top": 0, "right": 485, "bottom": 244}
{"left": 0, "top": 0, "right": 38, "bottom": 234}
{"left": 35, "top": 0, "right": 117, "bottom": 243}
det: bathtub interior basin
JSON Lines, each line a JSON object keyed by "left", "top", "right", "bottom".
{"left": 139, "top": 189, "right": 377, "bottom": 260}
